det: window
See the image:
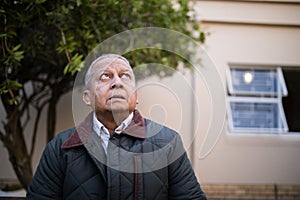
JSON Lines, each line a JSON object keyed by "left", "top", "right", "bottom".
{"left": 282, "top": 68, "right": 300, "bottom": 132}
{"left": 226, "top": 66, "right": 289, "bottom": 133}
{"left": 227, "top": 68, "right": 287, "bottom": 96}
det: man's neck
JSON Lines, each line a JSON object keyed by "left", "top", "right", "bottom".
{"left": 96, "top": 111, "right": 131, "bottom": 134}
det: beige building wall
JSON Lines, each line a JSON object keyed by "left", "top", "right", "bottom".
{"left": 192, "top": 0, "right": 300, "bottom": 185}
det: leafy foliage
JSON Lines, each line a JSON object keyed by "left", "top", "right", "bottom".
{"left": 0, "top": 0, "right": 204, "bottom": 189}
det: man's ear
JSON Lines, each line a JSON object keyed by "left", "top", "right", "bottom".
{"left": 83, "top": 90, "right": 91, "bottom": 106}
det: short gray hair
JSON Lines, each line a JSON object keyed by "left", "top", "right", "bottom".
{"left": 84, "top": 54, "right": 131, "bottom": 89}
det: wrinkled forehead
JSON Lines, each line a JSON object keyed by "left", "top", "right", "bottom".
{"left": 92, "top": 57, "right": 132, "bottom": 72}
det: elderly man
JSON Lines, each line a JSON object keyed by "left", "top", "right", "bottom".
{"left": 26, "top": 54, "right": 206, "bottom": 200}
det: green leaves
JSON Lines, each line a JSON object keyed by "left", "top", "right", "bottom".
{"left": 1, "top": 0, "right": 206, "bottom": 103}
{"left": 11, "top": 44, "right": 24, "bottom": 62}
{"left": 34, "top": 0, "right": 47, "bottom": 4}
{"left": 0, "top": 80, "right": 22, "bottom": 94}
{"left": 0, "top": 80, "right": 22, "bottom": 105}
{"left": 63, "top": 53, "right": 84, "bottom": 75}
{"left": 3, "top": 44, "right": 24, "bottom": 66}
{"left": 0, "top": 43, "right": 24, "bottom": 105}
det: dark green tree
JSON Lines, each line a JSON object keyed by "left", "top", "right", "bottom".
{"left": 0, "top": 0, "right": 205, "bottom": 189}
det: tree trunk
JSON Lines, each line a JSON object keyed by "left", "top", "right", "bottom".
{"left": 47, "top": 93, "right": 59, "bottom": 142}
{"left": 2, "top": 114, "right": 33, "bottom": 190}
{"left": 7, "top": 144, "right": 32, "bottom": 190}
{"left": 0, "top": 86, "right": 63, "bottom": 190}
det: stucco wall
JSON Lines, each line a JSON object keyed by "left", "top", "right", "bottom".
{"left": 192, "top": 0, "right": 300, "bottom": 184}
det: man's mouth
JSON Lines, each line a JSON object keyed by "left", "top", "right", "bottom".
{"left": 108, "top": 95, "right": 126, "bottom": 100}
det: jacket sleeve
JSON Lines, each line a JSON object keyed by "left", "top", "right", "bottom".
{"left": 26, "top": 139, "right": 64, "bottom": 200}
{"left": 168, "top": 134, "right": 207, "bottom": 200}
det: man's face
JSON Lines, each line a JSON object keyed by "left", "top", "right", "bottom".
{"left": 83, "top": 58, "right": 137, "bottom": 115}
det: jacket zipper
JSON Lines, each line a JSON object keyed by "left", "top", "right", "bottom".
{"left": 134, "top": 155, "right": 139, "bottom": 200}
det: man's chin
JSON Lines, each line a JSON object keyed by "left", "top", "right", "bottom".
{"left": 99, "top": 104, "right": 135, "bottom": 115}
{"left": 108, "top": 106, "right": 131, "bottom": 114}
{"left": 110, "top": 109, "right": 130, "bottom": 114}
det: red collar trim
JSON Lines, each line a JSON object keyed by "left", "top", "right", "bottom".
{"left": 61, "top": 110, "right": 146, "bottom": 149}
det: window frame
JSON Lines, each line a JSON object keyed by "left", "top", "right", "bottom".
{"left": 226, "top": 65, "right": 289, "bottom": 134}
{"left": 226, "top": 67, "right": 288, "bottom": 97}
{"left": 226, "top": 96, "right": 289, "bottom": 133}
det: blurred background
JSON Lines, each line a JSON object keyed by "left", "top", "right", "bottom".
{"left": 1, "top": 0, "right": 300, "bottom": 199}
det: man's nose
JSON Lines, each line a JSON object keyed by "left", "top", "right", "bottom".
{"left": 111, "top": 76, "right": 123, "bottom": 89}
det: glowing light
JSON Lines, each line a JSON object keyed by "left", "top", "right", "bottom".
{"left": 244, "top": 71, "right": 253, "bottom": 84}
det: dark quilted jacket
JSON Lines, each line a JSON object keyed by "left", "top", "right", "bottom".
{"left": 26, "top": 110, "right": 206, "bottom": 200}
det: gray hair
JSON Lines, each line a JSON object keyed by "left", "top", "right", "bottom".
{"left": 84, "top": 54, "right": 131, "bottom": 89}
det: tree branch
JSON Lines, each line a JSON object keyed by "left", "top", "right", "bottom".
{"left": 60, "top": 29, "right": 72, "bottom": 63}
{"left": 30, "top": 99, "right": 48, "bottom": 156}
{"left": 20, "top": 86, "right": 31, "bottom": 130}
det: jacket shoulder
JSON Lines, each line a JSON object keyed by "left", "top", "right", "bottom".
{"left": 46, "top": 128, "right": 76, "bottom": 153}
{"left": 144, "top": 118, "right": 181, "bottom": 146}
{"left": 144, "top": 118, "right": 178, "bottom": 136}
{"left": 50, "top": 128, "right": 75, "bottom": 144}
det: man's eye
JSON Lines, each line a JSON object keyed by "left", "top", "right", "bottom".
{"left": 121, "top": 73, "right": 131, "bottom": 79}
{"left": 100, "top": 73, "right": 110, "bottom": 80}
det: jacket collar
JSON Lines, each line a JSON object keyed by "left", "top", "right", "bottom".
{"left": 61, "top": 110, "right": 146, "bottom": 149}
